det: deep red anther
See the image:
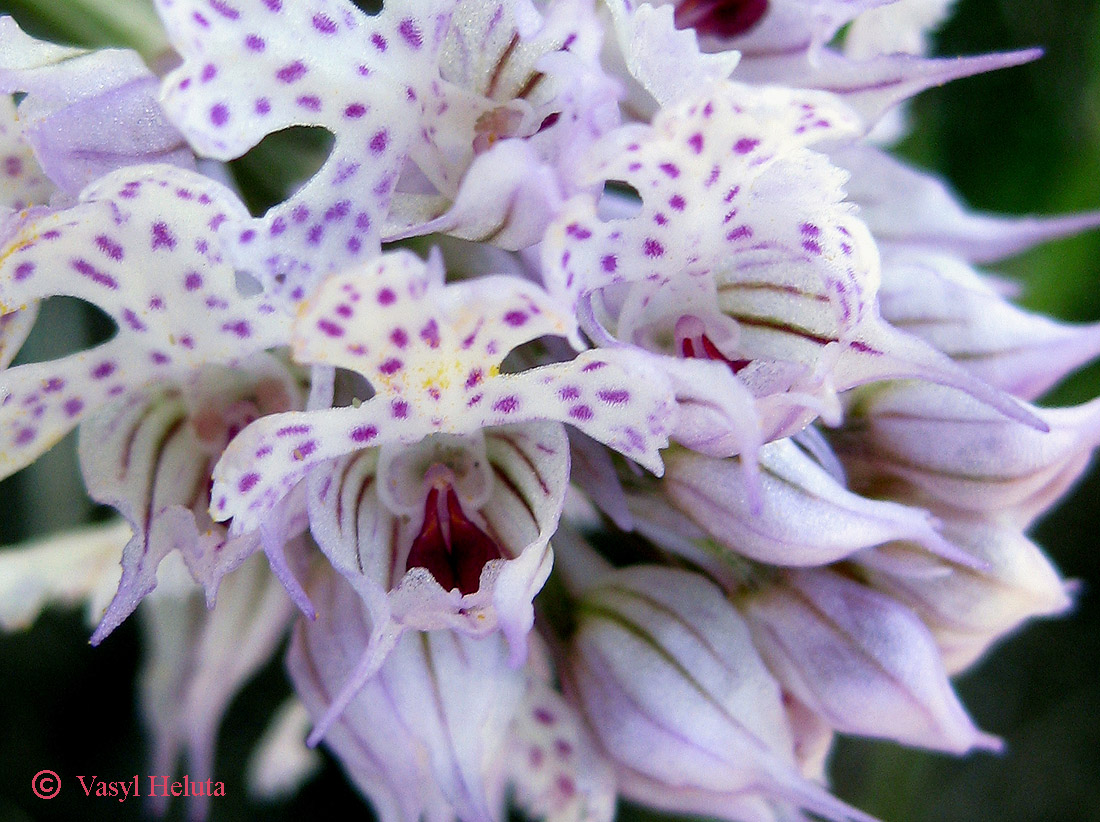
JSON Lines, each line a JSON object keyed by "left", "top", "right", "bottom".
{"left": 673, "top": 0, "right": 768, "bottom": 39}
{"left": 406, "top": 485, "right": 503, "bottom": 595}
{"left": 680, "top": 328, "right": 751, "bottom": 375}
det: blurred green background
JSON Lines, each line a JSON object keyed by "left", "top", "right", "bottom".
{"left": 1, "top": 0, "right": 1099, "bottom": 820}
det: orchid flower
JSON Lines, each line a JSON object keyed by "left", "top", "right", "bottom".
{"left": 1, "top": 1, "right": 1099, "bottom": 821}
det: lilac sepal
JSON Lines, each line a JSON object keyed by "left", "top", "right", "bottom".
{"left": 834, "top": 143, "right": 1100, "bottom": 263}
{"left": 877, "top": 248, "right": 1100, "bottom": 400}
{"left": 663, "top": 439, "right": 975, "bottom": 567}
{"left": 857, "top": 517, "right": 1074, "bottom": 674}
{"left": 0, "top": 17, "right": 194, "bottom": 198}
{"left": 734, "top": 49, "right": 1042, "bottom": 132}
{"left": 712, "top": 0, "right": 890, "bottom": 57}
{"left": 79, "top": 356, "right": 309, "bottom": 644}
{"left": 834, "top": 382, "right": 1100, "bottom": 526}
{"left": 741, "top": 568, "right": 1002, "bottom": 754}
{"left": 287, "top": 567, "right": 526, "bottom": 822}
{"left": 568, "top": 565, "right": 876, "bottom": 822}
{"left": 138, "top": 552, "right": 295, "bottom": 820}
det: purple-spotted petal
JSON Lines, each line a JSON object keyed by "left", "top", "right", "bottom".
{"left": 506, "top": 671, "right": 616, "bottom": 822}
{"left": 0, "top": 95, "right": 53, "bottom": 209}
{"left": 211, "top": 403, "right": 415, "bottom": 535}
{"left": 155, "top": 0, "right": 454, "bottom": 293}
{"left": 0, "top": 165, "right": 289, "bottom": 479}
{"left": 293, "top": 248, "right": 572, "bottom": 389}
{"left": 472, "top": 348, "right": 676, "bottom": 474}
{"left": 545, "top": 80, "right": 865, "bottom": 311}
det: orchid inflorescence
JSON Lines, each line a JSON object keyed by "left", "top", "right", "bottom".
{"left": 0, "top": 0, "right": 1096, "bottom": 820}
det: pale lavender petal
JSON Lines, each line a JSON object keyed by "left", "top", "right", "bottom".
{"left": 384, "top": 139, "right": 564, "bottom": 250}
{"left": 78, "top": 388, "right": 208, "bottom": 644}
{"left": 570, "top": 565, "right": 876, "bottom": 822}
{"left": 246, "top": 700, "right": 322, "bottom": 801}
{"left": 741, "top": 568, "right": 1002, "bottom": 753}
{"left": 834, "top": 143, "right": 1100, "bottom": 263}
{"left": 877, "top": 249, "right": 1100, "bottom": 400}
{"left": 833, "top": 382, "right": 1100, "bottom": 526}
{"left": 0, "top": 519, "right": 129, "bottom": 631}
{"left": 664, "top": 439, "right": 968, "bottom": 567}
{"left": 603, "top": 0, "right": 739, "bottom": 115}
{"left": 717, "top": 0, "right": 890, "bottom": 57}
{"left": 0, "top": 17, "right": 194, "bottom": 196}
{"left": 567, "top": 428, "right": 634, "bottom": 530}
{"left": 287, "top": 567, "right": 526, "bottom": 822}
{"left": 734, "top": 49, "right": 1041, "bottom": 131}
{"left": 0, "top": 165, "right": 289, "bottom": 480}
{"left": 857, "top": 518, "right": 1073, "bottom": 674}
{"left": 139, "top": 552, "right": 294, "bottom": 819}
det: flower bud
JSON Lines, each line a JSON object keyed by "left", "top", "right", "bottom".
{"left": 856, "top": 518, "right": 1073, "bottom": 673}
{"left": 740, "top": 568, "right": 1000, "bottom": 753}
{"left": 664, "top": 439, "right": 962, "bottom": 566}
{"left": 569, "top": 565, "right": 872, "bottom": 822}
{"left": 834, "top": 381, "right": 1100, "bottom": 525}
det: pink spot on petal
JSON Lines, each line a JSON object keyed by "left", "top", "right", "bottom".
{"left": 350, "top": 425, "right": 378, "bottom": 442}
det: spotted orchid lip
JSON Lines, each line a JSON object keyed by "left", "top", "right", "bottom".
{"left": 1, "top": 1, "right": 1097, "bottom": 820}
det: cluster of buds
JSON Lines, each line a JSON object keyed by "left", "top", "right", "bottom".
{"left": 0, "top": 0, "right": 1094, "bottom": 820}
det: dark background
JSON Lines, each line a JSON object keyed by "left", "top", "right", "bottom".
{"left": 1, "top": 0, "right": 1099, "bottom": 820}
